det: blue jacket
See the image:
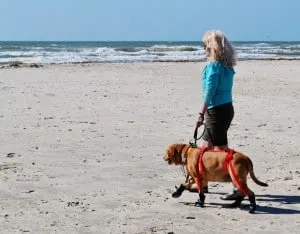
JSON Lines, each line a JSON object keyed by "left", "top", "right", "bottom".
{"left": 202, "top": 61, "right": 235, "bottom": 109}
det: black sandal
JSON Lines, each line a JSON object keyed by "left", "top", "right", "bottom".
{"left": 220, "top": 190, "right": 242, "bottom": 200}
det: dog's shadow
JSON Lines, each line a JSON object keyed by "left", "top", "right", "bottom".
{"left": 254, "top": 194, "right": 300, "bottom": 214}
{"left": 179, "top": 193, "right": 300, "bottom": 215}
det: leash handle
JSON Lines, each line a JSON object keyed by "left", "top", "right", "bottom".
{"left": 193, "top": 126, "right": 198, "bottom": 145}
{"left": 190, "top": 124, "right": 206, "bottom": 148}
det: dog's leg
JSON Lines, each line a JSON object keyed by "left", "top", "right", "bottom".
{"left": 194, "top": 178, "right": 206, "bottom": 207}
{"left": 173, "top": 181, "right": 208, "bottom": 196}
{"left": 172, "top": 179, "right": 195, "bottom": 198}
{"left": 172, "top": 166, "right": 192, "bottom": 198}
{"left": 244, "top": 186, "right": 256, "bottom": 213}
{"left": 227, "top": 161, "right": 254, "bottom": 209}
{"left": 185, "top": 172, "right": 190, "bottom": 183}
{"left": 228, "top": 165, "right": 256, "bottom": 213}
{"left": 202, "top": 180, "right": 208, "bottom": 193}
{"left": 185, "top": 178, "right": 208, "bottom": 193}
{"left": 228, "top": 186, "right": 257, "bottom": 213}
{"left": 172, "top": 184, "right": 185, "bottom": 198}
{"left": 232, "top": 188, "right": 256, "bottom": 213}
{"left": 172, "top": 173, "right": 190, "bottom": 197}
{"left": 248, "top": 194, "right": 256, "bottom": 214}
{"left": 195, "top": 192, "right": 205, "bottom": 207}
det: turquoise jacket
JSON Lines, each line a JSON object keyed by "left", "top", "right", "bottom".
{"left": 202, "top": 61, "right": 235, "bottom": 109}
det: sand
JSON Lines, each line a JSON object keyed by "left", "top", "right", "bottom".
{"left": 0, "top": 61, "right": 299, "bottom": 233}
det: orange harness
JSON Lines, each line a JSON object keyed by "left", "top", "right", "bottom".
{"left": 196, "top": 147, "right": 249, "bottom": 196}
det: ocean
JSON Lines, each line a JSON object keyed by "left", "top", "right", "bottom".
{"left": 0, "top": 41, "right": 300, "bottom": 64}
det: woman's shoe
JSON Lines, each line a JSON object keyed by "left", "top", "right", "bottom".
{"left": 220, "top": 190, "right": 242, "bottom": 200}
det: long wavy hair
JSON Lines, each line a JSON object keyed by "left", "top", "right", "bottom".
{"left": 203, "top": 30, "right": 236, "bottom": 67}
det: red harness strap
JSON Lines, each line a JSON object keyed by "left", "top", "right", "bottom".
{"left": 195, "top": 147, "right": 208, "bottom": 191}
{"left": 197, "top": 147, "right": 208, "bottom": 173}
{"left": 223, "top": 149, "right": 234, "bottom": 171}
{"left": 229, "top": 162, "right": 249, "bottom": 196}
{"left": 223, "top": 149, "right": 249, "bottom": 197}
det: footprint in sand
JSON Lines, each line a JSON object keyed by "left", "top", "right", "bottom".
{"left": 6, "top": 153, "right": 15, "bottom": 158}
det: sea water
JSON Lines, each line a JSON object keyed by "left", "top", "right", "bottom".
{"left": 0, "top": 41, "right": 299, "bottom": 64}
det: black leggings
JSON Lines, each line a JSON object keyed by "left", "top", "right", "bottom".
{"left": 203, "top": 102, "right": 234, "bottom": 146}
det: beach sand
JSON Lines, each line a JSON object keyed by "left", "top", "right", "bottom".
{"left": 0, "top": 61, "right": 299, "bottom": 233}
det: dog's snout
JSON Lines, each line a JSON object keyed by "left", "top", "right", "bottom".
{"left": 164, "top": 154, "right": 172, "bottom": 165}
{"left": 163, "top": 154, "right": 169, "bottom": 161}
{"left": 164, "top": 148, "right": 174, "bottom": 164}
{"left": 163, "top": 151, "right": 169, "bottom": 160}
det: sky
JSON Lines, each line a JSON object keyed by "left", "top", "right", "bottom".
{"left": 0, "top": 0, "right": 299, "bottom": 41}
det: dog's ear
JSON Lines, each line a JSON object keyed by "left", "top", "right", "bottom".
{"left": 174, "top": 144, "right": 188, "bottom": 156}
{"left": 165, "top": 144, "right": 189, "bottom": 164}
{"left": 180, "top": 144, "right": 189, "bottom": 163}
{"left": 174, "top": 144, "right": 189, "bottom": 163}
{"left": 173, "top": 144, "right": 184, "bottom": 156}
{"left": 181, "top": 145, "right": 189, "bottom": 157}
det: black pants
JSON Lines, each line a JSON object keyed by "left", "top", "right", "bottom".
{"left": 203, "top": 102, "right": 234, "bottom": 146}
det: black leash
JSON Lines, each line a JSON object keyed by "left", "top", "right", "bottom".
{"left": 189, "top": 124, "right": 206, "bottom": 148}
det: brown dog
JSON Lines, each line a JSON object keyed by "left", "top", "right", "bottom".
{"left": 164, "top": 143, "right": 268, "bottom": 213}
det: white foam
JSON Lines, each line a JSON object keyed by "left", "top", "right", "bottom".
{"left": 0, "top": 42, "right": 299, "bottom": 64}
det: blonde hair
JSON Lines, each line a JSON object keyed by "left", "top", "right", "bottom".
{"left": 203, "top": 30, "right": 236, "bottom": 67}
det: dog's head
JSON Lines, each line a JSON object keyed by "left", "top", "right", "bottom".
{"left": 164, "top": 144, "right": 190, "bottom": 165}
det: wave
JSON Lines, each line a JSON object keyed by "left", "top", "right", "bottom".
{"left": 0, "top": 41, "right": 299, "bottom": 64}
{"left": 115, "top": 47, "right": 145, "bottom": 53}
{"left": 149, "top": 45, "right": 200, "bottom": 52}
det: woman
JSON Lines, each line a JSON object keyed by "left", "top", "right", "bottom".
{"left": 173, "top": 31, "right": 240, "bottom": 200}
{"left": 197, "top": 30, "right": 236, "bottom": 151}
{"left": 197, "top": 30, "right": 240, "bottom": 200}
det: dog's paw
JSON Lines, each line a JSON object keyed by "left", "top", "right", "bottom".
{"left": 194, "top": 199, "right": 204, "bottom": 208}
{"left": 249, "top": 204, "right": 256, "bottom": 214}
{"left": 172, "top": 185, "right": 184, "bottom": 198}
{"left": 172, "top": 191, "right": 182, "bottom": 198}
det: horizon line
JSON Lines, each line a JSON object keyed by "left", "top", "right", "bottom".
{"left": 0, "top": 40, "right": 300, "bottom": 43}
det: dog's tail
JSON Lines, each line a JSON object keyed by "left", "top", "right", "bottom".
{"left": 247, "top": 158, "right": 268, "bottom": 187}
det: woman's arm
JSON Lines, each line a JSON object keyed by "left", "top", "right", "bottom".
{"left": 203, "top": 64, "right": 219, "bottom": 107}
{"left": 197, "top": 63, "right": 220, "bottom": 127}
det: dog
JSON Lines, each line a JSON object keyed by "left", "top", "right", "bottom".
{"left": 164, "top": 143, "right": 268, "bottom": 213}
